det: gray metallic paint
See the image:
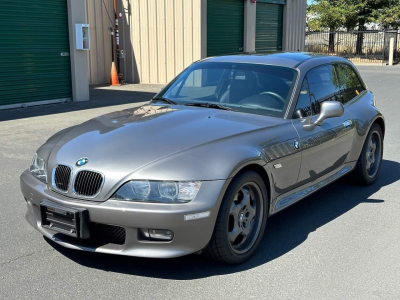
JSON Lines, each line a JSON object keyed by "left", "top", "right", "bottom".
{"left": 21, "top": 169, "right": 230, "bottom": 257}
{"left": 21, "top": 53, "right": 385, "bottom": 258}
{"left": 292, "top": 108, "right": 355, "bottom": 184}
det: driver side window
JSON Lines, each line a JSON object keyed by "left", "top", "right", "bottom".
{"left": 307, "top": 64, "right": 341, "bottom": 114}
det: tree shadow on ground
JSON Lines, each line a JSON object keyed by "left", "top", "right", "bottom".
{"left": 46, "top": 159, "right": 400, "bottom": 280}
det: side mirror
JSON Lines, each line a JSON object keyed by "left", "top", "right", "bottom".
{"left": 315, "top": 101, "right": 344, "bottom": 125}
{"left": 303, "top": 101, "right": 344, "bottom": 130}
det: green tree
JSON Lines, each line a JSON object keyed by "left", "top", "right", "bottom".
{"left": 349, "top": 0, "right": 388, "bottom": 54}
{"left": 341, "top": 2, "right": 359, "bottom": 31}
{"left": 307, "top": 0, "right": 347, "bottom": 52}
{"left": 308, "top": 0, "right": 391, "bottom": 54}
{"left": 307, "top": 1, "right": 344, "bottom": 32}
{"left": 374, "top": 1, "right": 400, "bottom": 29}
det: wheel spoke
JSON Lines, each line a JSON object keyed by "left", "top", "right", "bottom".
{"left": 228, "top": 226, "right": 242, "bottom": 243}
{"left": 366, "top": 146, "right": 375, "bottom": 170}
{"left": 366, "top": 157, "right": 372, "bottom": 170}
{"left": 247, "top": 204, "right": 256, "bottom": 221}
{"left": 240, "top": 187, "right": 251, "bottom": 207}
{"left": 239, "top": 220, "right": 254, "bottom": 246}
{"left": 369, "top": 137, "right": 374, "bottom": 149}
{"left": 242, "top": 223, "right": 251, "bottom": 237}
{"left": 230, "top": 201, "right": 240, "bottom": 217}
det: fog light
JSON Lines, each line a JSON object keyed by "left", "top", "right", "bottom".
{"left": 140, "top": 228, "right": 174, "bottom": 241}
{"left": 149, "top": 229, "right": 174, "bottom": 241}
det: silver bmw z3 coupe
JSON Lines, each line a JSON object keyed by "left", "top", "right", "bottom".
{"left": 21, "top": 53, "right": 384, "bottom": 264}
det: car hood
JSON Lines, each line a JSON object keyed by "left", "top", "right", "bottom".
{"left": 46, "top": 104, "right": 285, "bottom": 183}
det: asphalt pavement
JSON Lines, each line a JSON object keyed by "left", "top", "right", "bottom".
{"left": 1, "top": 66, "right": 399, "bottom": 300}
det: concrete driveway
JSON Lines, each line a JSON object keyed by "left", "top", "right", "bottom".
{"left": 1, "top": 67, "right": 399, "bottom": 299}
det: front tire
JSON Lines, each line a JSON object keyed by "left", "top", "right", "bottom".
{"left": 205, "top": 171, "right": 268, "bottom": 264}
{"left": 353, "top": 124, "right": 383, "bottom": 185}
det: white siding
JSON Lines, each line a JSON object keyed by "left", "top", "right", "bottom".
{"left": 282, "top": 0, "right": 307, "bottom": 51}
{"left": 85, "top": 0, "right": 113, "bottom": 85}
{"left": 124, "top": 0, "right": 202, "bottom": 83}
{"left": 85, "top": 0, "right": 306, "bottom": 84}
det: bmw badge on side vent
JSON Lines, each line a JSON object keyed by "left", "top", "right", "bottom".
{"left": 76, "top": 158, "right": 89, "bottom": 167}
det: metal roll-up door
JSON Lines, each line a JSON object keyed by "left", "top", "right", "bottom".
{"left": 0, "top": 0, "right": 72, "bottom": 108}
{"left": 207, "top": 0, "right": 244, "bottom": 57}
{"left": 256, "top": 2, "right": 284, "bottom": 53}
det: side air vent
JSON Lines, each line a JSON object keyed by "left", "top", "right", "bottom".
{"left": 53, "top": 165, "right": 72, "bottom": 192}
{"left": 73, "top": 170, "right": 104, "bottom": 197}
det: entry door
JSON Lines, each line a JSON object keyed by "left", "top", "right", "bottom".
{"left": 255, "top": 2, "right": 283, "bottom": 52}
{"left": 0, "top": 0, "right": 72, "bottom": 108}
{"left": 292, "top": 64, "right": 355, "bottom": 185}
{"left": 207, "top": 0, "right": 244, "bottom": 57}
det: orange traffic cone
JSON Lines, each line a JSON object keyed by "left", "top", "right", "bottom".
{"left": 110, "top": 61, "right": 120, "bottom": 86}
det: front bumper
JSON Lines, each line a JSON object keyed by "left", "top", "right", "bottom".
{"left": 20, "top": 170, "right": 228, "bottom": 258}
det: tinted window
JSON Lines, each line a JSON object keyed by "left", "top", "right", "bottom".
{"left": 159, "top": 62, "right": 297, "bottom": 117}
{"left": 179, "top": 69, "right": 224, "bottom": 99}
{"left": 334, "top": 64, "right": 365, "bottom": 103}
{"left": 307, "top": 64, "right": 341, "bottom": 115}
{"left": 293, "top": 78, "right": 312, "bottom": 119}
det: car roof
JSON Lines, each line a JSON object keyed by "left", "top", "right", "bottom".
{"left": 201, "top": 52, "right": 349, "bottom": 69}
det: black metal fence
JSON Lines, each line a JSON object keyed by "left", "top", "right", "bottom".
{"left": 305, "top": 30, "right": 400, "bottom": 64}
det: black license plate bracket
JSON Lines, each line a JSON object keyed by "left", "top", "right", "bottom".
{"left": 40, "top": 199, "right": 90, "bottom": 239}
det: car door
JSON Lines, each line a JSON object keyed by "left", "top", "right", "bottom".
{"left": 292, "top": 64, "right": 355, "bottom": 185}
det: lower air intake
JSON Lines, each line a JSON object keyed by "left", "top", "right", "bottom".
{"left": 90, "top": 223, "right": 126, "bottom": 245}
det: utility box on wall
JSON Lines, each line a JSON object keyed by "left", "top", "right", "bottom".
{"left": 75, "top": 23, "right": 90, "bottom": 50}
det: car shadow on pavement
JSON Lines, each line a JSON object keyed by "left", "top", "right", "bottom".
{"left": 46, "top": 159, "right": 400, "bottom": 280}
{"left": 0, "top": 87, "right": 157, "bottom": 122}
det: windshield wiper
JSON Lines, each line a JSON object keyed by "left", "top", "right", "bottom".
{"left": 151, "top": 97, "right": 178, "bottom": 105}
{"left": 184, "top": 102, "right": 237, "bottom": 111}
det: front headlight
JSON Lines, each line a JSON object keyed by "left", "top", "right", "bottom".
{"left": 29, "top": 153, "right": 47, "bottom": 183}
{"left": 110, "top": 180, "right": 202, "bottom": 203}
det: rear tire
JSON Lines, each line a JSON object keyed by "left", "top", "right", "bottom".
{"left": 353, "top": 124, "right": 383, "bottom": 185}
{"left": 205, "top": 171, "right": 268, "bottom": 264}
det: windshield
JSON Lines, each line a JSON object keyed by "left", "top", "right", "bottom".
{"left": 156, "top": 62, "right": 297, "bottom": 117}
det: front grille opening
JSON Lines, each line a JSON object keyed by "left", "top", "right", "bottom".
{"left": 54, "top": 165, "right": 72, "bottom": 192}
{"left": 74, "top": 171, "right": 103, "bottom": 197}
{"left": 52, "top": 223, "right": 126, "bottom": 247}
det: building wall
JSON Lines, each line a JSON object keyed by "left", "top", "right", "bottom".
{"left": 121, "top": 0, "right": 202, "bottom": 84}
{"left": 282, "top": 0, "right": 307, "bottom": 52}
{"left": 84, "top": 0, "right": 113, "bottom": 85}
{"left": 69, "top": 0, "right": 90, "bottom": 101}
{"left": 85, "top": 0, "right": 306, "bottom": 85}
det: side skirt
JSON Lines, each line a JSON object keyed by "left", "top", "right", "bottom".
{"left": 271, "top": 163, "right": 355, "bottom": 214}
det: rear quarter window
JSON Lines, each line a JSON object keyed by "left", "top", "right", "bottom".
{"left": 334, "top": 64, "right": 365, "bottom": 104}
